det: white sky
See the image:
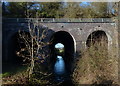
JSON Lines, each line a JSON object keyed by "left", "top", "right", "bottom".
{"left": 55, "top": 43, "right": 64, "bottom": 49}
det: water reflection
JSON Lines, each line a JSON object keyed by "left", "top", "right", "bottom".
{"left": 54, "top": 43, "right": 66, "bottom": 82}
{"left": 54, "top": 56, "right": 66, "bottom": 81}
{"left": 54, "top": 56, "right": 66, "bottom": 75}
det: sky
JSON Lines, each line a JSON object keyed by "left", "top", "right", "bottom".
{"left": 80, "top": 2, "right": 91, "bottom": 7}
{"left": 55, "top": 43, "right": 64, "bottom": 49}
{"left": 63, "top": 2, "right": 91, "bottom": 8}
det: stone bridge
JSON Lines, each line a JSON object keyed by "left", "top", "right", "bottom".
{"left": 2, "top": 18, "right": 118, "bottom": 69}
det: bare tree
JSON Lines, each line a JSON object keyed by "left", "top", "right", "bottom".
{"left": 17, "top": 7, "right": 51, "bottom": 81}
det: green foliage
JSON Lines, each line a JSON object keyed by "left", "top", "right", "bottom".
{"left": 3, "top": 2, "right": 64, "bottom": 18}
{"left": 55, "top": 48, "right": 64, "bottom": 56}
{"left": 6, "top": 2, "right": 27, "bottom": 17}
{"left": 63, "top": 2, "right": 81, "bottom": 18}
{"left": 39, "top": 2, "right": 64, "bottom": 18}
{"left": 1, "top": 72, "right": 10, "bottom": 77}
{"left": 91, "top": 2, "right": 108, "bottom": 18}
{"left": 2, "top": 2, "right": 117, "bottom": 18}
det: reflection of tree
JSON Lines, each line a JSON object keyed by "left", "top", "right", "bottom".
{"left": 55, "top": 48, "right": 65, "bottom": 56}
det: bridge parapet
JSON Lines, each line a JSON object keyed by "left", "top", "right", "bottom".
{"left": 3, "top": 18, "right": 117, "bottom": 23}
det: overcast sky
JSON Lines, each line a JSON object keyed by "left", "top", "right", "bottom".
{"left": 55, "top": 43, "right": 64, "bottom": 49}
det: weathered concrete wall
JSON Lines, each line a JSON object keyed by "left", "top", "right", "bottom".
{"left": 2, "top": 18, "right": 118, "bottom": 62}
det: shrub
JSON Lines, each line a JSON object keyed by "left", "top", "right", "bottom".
{"left": 72, "top": 41, "right": 118, "bottom": 85}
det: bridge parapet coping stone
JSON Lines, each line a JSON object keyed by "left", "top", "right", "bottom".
{"left": 3, "top": 18, "right": 116, "bottom": 23}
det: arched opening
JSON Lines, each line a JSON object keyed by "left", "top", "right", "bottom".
{"left": 86, "top": 30, "right": 108, "bottom": 48}
{"left": 3, "top": 31, "right": 31, "bottom": 73}
{"left": 50, "top": 31, "right": 75, "bottom": 82}
{"left": 8, "top": 31, "right": 31, "bottom": 64}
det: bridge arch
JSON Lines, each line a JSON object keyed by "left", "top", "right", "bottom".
{"left": 86, "top": 26, "right": 112, "bottom": 50}
{"left": 7, "top": 31, "right": 31, "bottom": 64}
{"left": 86, "top": 30, "right": 108, "bottom": 47}
{"left": 49, "top": 31, "right": 76, "bottom": 73}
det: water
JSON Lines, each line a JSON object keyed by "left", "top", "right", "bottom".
{"left": 54, "top": 56, "right": 66, "bottom": 82}
{"left": 53, "top": 56, "right": 74, "bottom": 85}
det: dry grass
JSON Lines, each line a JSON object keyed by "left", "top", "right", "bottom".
{"left": 2, "top": 68, "right": 29, "bottom": 85}
{"left": 2, "top": 63, "right": 52, "bottom": 85}
{"left": 72, "top": 41, "right": 118, "bottom": 85}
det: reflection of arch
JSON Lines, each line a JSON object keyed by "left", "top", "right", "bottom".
{"left": 8, "top": 31, "right": 31, "bottom": 64}
{"left": 50, "top": 31, "right": 76, "bottom": 73}
{"left": 86, "top": 30, "right": 108, "bottom": 47}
